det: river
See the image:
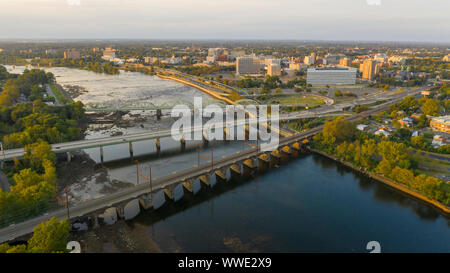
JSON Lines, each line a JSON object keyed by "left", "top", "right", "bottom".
{"left": 77, "top": 153, "right": 449, "bottom": 253}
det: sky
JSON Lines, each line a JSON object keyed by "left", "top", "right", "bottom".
{"left": 0, "top": 0, "right": 449, "bottom": 42}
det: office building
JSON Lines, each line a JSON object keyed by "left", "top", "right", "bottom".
{"left": 362, "top": 59, "right": 377, "bottom": 81}
{"left": 236, "top": 56, "right": 261, "bottom": 75}
{"left": 306, "top": 67, "right": 357, "bottom": 85}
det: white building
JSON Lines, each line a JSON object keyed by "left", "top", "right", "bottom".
{"left": 306, "top": 67, "right": 357, "bottom": 85}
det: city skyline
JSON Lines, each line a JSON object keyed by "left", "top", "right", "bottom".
{"left": 0, "top": 0, "right": 449, "bottom": 43}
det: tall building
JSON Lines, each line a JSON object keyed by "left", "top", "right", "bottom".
{"left": 64, "top": 49, "right": 80, "bottom": 60}
{"left": 303, "top": 55, "right": 315, "bottom": 65}
{"left": 362, "top": 59, "right": 377, "bottom": 81}
{"left": 306, "top": 67, "right": 357, "bottom": 85}
{"left": 267, "top": 64, "right": 281, "bottom": 76}
{"left": 236, "top": 56, "right": 261, "bottom": 75}
{"left": 339, "top": 57, "right": 350, "bottom": 67}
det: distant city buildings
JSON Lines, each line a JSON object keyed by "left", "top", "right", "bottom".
{"left": 63, "top": 49, "right": 80, "bottom": 60}
{"left": 430, "top": 116, "right": 450, "bottom": 133}
{"left": 236, "top": 56, "right": 261, "bottom": 75}
{"left": 339, "top": 57, "right": 350, "bottom": 67}
{"left": 289, "top": 62, "right": 307, "bottom": 71}
{"left": 303, "top": 55, "right": 315, "bottom": 65}
{"left": 306, "top": 67, "right": 357, "bottom": 85}
{"left": 45, "top": 49, "right": 57, "bottom": 55}
{"left": 102, "top": 47, "right": 116, "bottom": 61}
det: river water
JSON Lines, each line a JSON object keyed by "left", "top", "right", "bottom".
{"left": 93, "top": 153, "right": 450, "bottom": 253}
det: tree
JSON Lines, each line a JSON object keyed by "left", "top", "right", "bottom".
{"left": 421, "top": 98, "right": 441, "bottom": 116}
{"left": 334, "top": 90, "right": 343, "bottom": 97}
{"left": 0, "top": 218, "right": 71, "bottom": 253}
{"left": 411, "top": 136, "right": 429, "bottom": 150}
{"left": 28, "top": 218, "right": 71, "bottom": 253}
{"left": 322, "top": 119, "right": 357, "bottom": 144}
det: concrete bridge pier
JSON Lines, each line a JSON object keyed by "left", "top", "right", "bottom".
{"left": 164, "top": 183, "right": 184, "bottom": 202}
{"left": 215, "top": 169, "right": 227, "bottom": 183}
{"left": 291, "top": 142, "right": 301, "bottom": 158}
{"left": 270, "top": 150, "right": 280, "bottom": 168}
{"left": 180, "top": 136, "right": 186, "bottom": 151}
{"left": 129, "top": 142, "right": 134, "bottom": 158}
{"left": 182, "top": 179, "right": 194, "bottom": 193}
{"left": 100, "top": 146, "right": 104, "bottom": 164}
{"left": 155, "top": 138, "right": 161, "bottom": 155}
{"left": 243, "top": 158, "right": 257, "bottom": 178}
{"left": 280, "top": 146, "right": 291, "bottom": 164}
{"left": 258, "top": 153, "right": 270, "bottom": 172}
{"left": 156, "top": 109, "right": 162, "bottom": 120}
{"left": 230, "top": 164, "right": 242, "bottom": 180}
{"left": 139, "top": 194, "right": 153, "bottom": 210}
{"left": 198, "top": 173, "right": 217, "bottom": 188}
{"left": 66, "top": 152, "right": 72, "bottom": 162}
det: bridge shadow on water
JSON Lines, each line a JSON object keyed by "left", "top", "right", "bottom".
{"left": 121, "top": 152, "right": 448, "bottom": 233}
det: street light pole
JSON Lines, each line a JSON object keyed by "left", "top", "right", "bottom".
{"left": 149, "top": 165, "right": 153, "bottom": 203}
{"left": 210, "top": 148, "right": 214, "bottom": 170}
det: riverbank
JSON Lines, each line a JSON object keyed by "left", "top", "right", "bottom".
{"left": 309, "top": 147, "right": 450, "bottom": 216}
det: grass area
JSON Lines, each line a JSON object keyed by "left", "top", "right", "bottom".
{"left": 267, "top": 94, "right": 326, "bottom": 107}
{"left": 49, "top": 83, "right": 73, "bottom": 105}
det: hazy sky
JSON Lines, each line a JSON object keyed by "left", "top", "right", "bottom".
{"left": 0, "top": 0, "right": 449, "bottom": 42}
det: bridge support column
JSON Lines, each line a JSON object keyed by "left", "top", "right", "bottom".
{"left": 258, "top": 153, "right": 270, "bottom": 172}
{"left": 280, "top": 146, "right": 291, "bottom": 164}
{"left": 243, "top": 159, "right": 256, "bottom": 178}
{"left": 199, "top": 174, "right": 210, "bottom": 187}
{"left": 270, "top": 150, "right": 280, "bottom": 168}
{"left": 129, "top": 142, "right": 134, "bottom": 158}
{"left": 155, "top": 138, "right": 161, "bottom": 154}
{"left": 228, "top": 164, "right": 240, "bottom": 180}
{"left": 66, "top": 152, "right": 72, "bottom": 162}
{"left": 291, "top": 142, "right": 301, "bottom": 157}
{"left": 100, "top": 146, "right": 104, "bottom": 164}
{"left": 180, "top": 136, "right": 186, "bottom": 151}
{"left": 156, "top": 109, "right": 162, "bottom": 120}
